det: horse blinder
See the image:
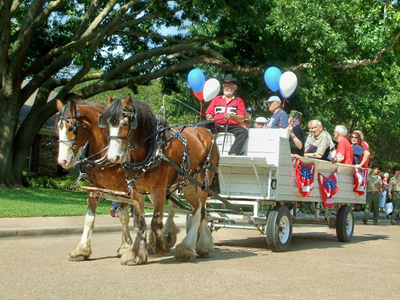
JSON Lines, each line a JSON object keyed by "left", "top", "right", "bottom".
{"left": 98, "top": 114, "right": 107, "bottom": 128}
{"left": 123, "top": 107, "right": 137, "bottom": 130}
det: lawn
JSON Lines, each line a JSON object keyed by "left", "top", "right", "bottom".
{"left": 0, "top": 188, "right": 112, "bottom": 217}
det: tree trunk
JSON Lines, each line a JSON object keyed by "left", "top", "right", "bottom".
{"left": 13, "top": 100, "right": 58, "bottom": 185}
{"left": 0, "top": 92, "right": 21, "bottom": 188}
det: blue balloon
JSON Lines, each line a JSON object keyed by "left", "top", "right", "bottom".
{"left": 188, "top": 69, "right": 206, "bottom": 93}
{"left": 264, "top": 67, "right": 282, "bottom": 92}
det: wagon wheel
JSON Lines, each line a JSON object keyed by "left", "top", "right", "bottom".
{"left": 266, "top": 205, "right": 292, "bottom": 252}
{"left": 336, "top": 205, "right": 354, "bottom": 242}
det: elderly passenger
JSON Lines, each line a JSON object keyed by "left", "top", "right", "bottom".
{"left": 304, "top": 120, "right": 330, "bottom": 160}
{"left": 264, "top": 96, "right": 288, "bottom": 129}
{"left": 332, "top": 125, "right": 353, "bottom": 165}
{"left": 304, "top": 120, "right": 335, "bottom": 161}
{"left": 203, "top": 74, "right": 248, "bottom": 156}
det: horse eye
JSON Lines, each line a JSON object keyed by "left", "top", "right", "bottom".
{"left": 68, "top": 127, "right": 74, "bottom": 132}
{"left": 111, "top": 119, "right": 119, "bottom": 127}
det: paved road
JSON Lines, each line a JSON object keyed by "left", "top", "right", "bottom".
{"left": 1, "top": 214, "right": 399, "bottom": 300}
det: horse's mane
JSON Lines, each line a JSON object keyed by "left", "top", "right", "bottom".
{"left": 102, "top": 98, "right": 158, "bottom": 143}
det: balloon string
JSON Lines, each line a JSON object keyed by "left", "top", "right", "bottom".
{"left": 282, "top": 98, "right": 289, "bottom": 110}
{"left": 199, "top": 102, "right": 203, "bottom": 122}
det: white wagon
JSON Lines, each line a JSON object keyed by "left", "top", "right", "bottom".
{"left": 201, "top": 128, "right": 367, "bottom": 252}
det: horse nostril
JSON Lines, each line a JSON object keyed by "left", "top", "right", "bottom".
{"left": 115, "top": 155, "right": 120, "bottom": 161}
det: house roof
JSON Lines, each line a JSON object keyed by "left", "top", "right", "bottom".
{"left": 18, "top": 80, "right": 59, "bottom": 135}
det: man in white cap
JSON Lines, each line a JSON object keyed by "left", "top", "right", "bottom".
{"left": 264, "top": 96, "right": 288, "bottom": 128}
{"left": 255, "top": 116, "right": 267, "bottom": 128}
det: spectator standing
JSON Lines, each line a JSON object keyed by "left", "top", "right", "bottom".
{"left": 287, "top": 110, "right": 304, "bottom": 156}
{"left": 388, "top": 166, "right": 400, "bottom": 225}
{"left": 264, "top": 96, "right": 288, "bottom": 129}
{"left": 350, "top": 131, "right": 370, "bottom": 168}
{"left": 304, "top": 120, "right": 330, "bottom": 160}
{"left": 203, "top": 74, "right": 248, "bottom": 155}
{"left": 110, "top": 201, "right": 133, "bottom": 218}
{"left": 380, "top": 172, "right": 389, "bottom": 212}
{"left": 363, "top": 165, "right": 382, "bottom": 225}
{"left": 332, "top": 125, "right": 353, "bottom": 165}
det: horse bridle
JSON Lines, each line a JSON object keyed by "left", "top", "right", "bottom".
{"left": 99, "top": 106, "right": 138, "bottom": 148}
{"left": 58, "top": 103, "right": 85, "bottom": 159}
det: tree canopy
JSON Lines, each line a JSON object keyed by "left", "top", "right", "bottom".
{"left": 1, "top": 0, "right": 400, "bottom": 187}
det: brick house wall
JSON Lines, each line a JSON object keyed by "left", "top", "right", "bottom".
{"left": 37, "top": 135, "right": 59, "bottom": 176}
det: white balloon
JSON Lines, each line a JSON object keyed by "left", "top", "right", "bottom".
{"left": 203, "top": 78, "right": 221, "bottom": 102}
{"left": 279, "top": 71, "right": 298, "bottom": 98}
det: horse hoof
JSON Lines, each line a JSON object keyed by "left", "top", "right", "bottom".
{"left": 69, "top": 255, "right": 86, "bottom": 261}
{"left": 121, "top": 260, "right": 136, "bottom": 266}
{"left": 198, "top": 253, "right": 209, "bottom": 258}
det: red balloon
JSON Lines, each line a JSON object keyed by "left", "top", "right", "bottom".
{"left": 193, "top": 89, "right": 204, "bottom": 101}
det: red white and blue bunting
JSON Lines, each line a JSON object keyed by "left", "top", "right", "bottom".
{"left": 353, "top": 167, "right": 368, "bottom": 196}
{"left": 318, "top": 171, "right": 339, "bottom": 208}
{"left": 294, "top": 157, "right": 315, "bottom": 197}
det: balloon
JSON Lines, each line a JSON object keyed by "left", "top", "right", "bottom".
{"left": 279, "top": 71, "right": 298, "bottom": 98}
{"left": 188, "top": 69, "right": 205, "bottom": 93}
{"left": 193, "top": 89, "right": 204, "bottom": 101}
{"left": 203, "top": 78, "right": 221, "bottom": 102}
{"left": 264, "top": 67, "right": 282, "bottom": 92}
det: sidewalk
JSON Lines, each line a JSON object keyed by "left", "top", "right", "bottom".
{"left": 0, "top": 210, "right": 393, "bottom": 238}
{"left": 0, "top": 213, "right": 188, "bottom": 238}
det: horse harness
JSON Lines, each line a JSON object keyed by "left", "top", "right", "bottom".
{"left": 58, "top": 102, "right": 116, "bottom": 186}
{"left": 121, "top": 119, "right": 218, "bottom": 196}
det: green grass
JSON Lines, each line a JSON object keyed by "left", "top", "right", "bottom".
{"left": 0, "top": 188, "right": 112, "bottom": 217}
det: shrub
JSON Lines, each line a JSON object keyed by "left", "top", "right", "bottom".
{"left": 22, "top": 172, "right": 84, "bottom": 190}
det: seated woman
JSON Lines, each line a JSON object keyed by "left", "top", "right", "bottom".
{"left": 350, "top": 131, "right": 370, "bottom": 168}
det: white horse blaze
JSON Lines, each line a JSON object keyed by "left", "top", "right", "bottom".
{"left": 57, "top": 122, "right": 75, "bottom": 169}
{"left": 107, "top": 125, "right": 126, "bottom": 163}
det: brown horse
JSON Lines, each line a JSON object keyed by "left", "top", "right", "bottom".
{"left": 56, "top": 99, "right": 177, "bottom": 265}
{"left": 101, "top": 95, "right": 219, "bottom": 262}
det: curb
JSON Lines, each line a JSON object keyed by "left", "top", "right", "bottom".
{"left": 0, "top": 217, "right": 187, "bottom": 238}
{"left": 0, "top": 225, "right": 126, "bottom": 238}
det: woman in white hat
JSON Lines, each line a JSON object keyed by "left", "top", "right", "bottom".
{"left": 255, "top": 116, "right": 268, "bottom": 128}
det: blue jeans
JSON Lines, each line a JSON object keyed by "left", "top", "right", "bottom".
{"left": 110, "top": 201, "right": 133, "bottom": 214}
{"left": 379, "top": 190, "right": 387, "bottom": 208}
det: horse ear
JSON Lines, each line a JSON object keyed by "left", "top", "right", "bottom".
{"left": 69, "top": 100, "right": 77, "bottom": 115}
{"left": 107, "top": 93, "right": 114, "bottom": 105}
{"left": 124, "top": 94, "right": 134, "bottom": 107}
{"left": 56, "top": 99, "right": 64, "bottom": 112}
